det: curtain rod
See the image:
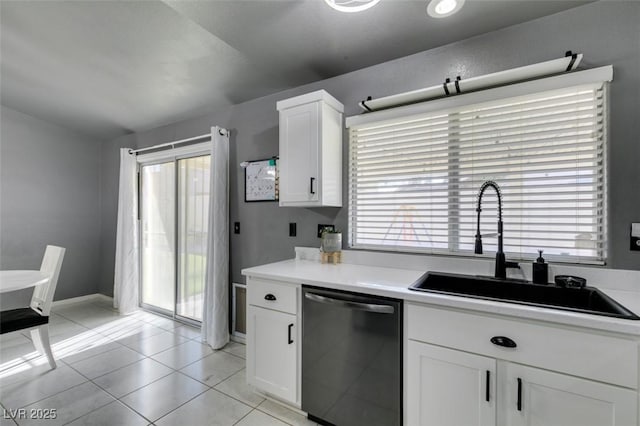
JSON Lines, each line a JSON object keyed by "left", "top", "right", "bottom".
{"left": 129, "top": 128, "right": 228, "bottom": 155}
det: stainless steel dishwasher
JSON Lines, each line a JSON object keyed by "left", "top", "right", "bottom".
{"left": 302, "top": 285, "right": 402, "bottom": 426}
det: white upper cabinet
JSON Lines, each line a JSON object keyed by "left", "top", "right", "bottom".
{"left": 277, "top": 90, "right": 344, "bottom": 207}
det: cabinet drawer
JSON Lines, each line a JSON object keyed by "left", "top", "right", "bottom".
{"left": 248, "top": 278, "right": 298, "bottom": 314}
{"left": 407, "top": 303, "right": 638, "bottom": 389}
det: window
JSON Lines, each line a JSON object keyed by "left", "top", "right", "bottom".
{"left": 348, "top": 81, "right": 607, "bottom": 264}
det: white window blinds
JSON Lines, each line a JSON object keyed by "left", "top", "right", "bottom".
{"left": 349, "top": 82, "right": 607, "bottom": 264}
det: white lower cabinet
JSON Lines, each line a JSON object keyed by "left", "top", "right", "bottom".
{"left": 500, "top": 363, "right": 637, "bottom": 426}
{"left": 406, "top": 303, "right": 639, "bottom": 426}
{"left": 247, "top": 305, "right": 297, "bottom": 403}
{"left": 407, "top": 341, "right": 496, "bottom": 426}
{"left": 245, "top": 277, "right": 301, "bottom": 407}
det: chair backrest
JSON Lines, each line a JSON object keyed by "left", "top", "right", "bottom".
{"left": 31, "top": 245, "right": 65, "bottom": 316}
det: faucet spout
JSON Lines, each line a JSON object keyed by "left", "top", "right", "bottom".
{"left": 475, "top": 181, "right": 515, "bottom": 279}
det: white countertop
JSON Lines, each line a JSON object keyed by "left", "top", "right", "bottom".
{"left": 242, "top": 258, "right": 640, "bottom": 337}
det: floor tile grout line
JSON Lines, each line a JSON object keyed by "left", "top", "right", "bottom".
{"left": 0, "top": 400, "right": 18, "bottom": 426}
{"left": 63, "top": 352, "right": 182, "bottom": 425}
{"left": 175, "top": 345, "right": 245, "bottom": 373}
{"left": 102, "top": 325, "right": 196, "bottom": 358}
{"left": 231, "top": 406, "right": 255, "bottom": 425}
{"left": 62, "top": 343, "right": 128, "bottom": 367}
{"left": 125, "top": 376, "right": 214, "bottom": 425}
{"left": 178, "top": 362, "right": 244, "bottom": 390}
{"left": 107, "top": 398, "right": 159, "bottom": 425}
{"left": 38, "top": 382, "right": 115, "bottom": 426}
{"left": 99, "top": 363, "right": 180, "bottom": 401}
{"left": 120, "top": 341, "right": 179, "bottom": 358}
{"left": 58, "top": 399, "right": 154, "bottom": 426}
{"left": 68, "top": 308, "right": 201, "bottom": 347}
{"left": 52, "top": 305, "right": 121, "bottom": 328}
{"left": 64, "top": 352, "right": 156, "bottom": 391}
{"left": 1, "top": 329, "right": 147, "bottom": 377}
{"left": 18, "top": 315, "right": 93, "bottom": 342}
{"left": 9, "top": 330, "right": 118, "bottom": 366}
{"left": 209, "top": 368, "right": 266, "bottom": 406}
{"left": 60, "top": 363, "right": 160, "bottom": 425}
{"left": 146, "top": 348, "right": 214, "bottom": 371}
{"left": 51, "top": 307, "right": 179, "bottom": 341}
{"left": 221, "top": 349, "right": 246, "bottom": 360}
{"left": 212, "top": 384, "right": 265, "bottom": 411}
{"left": 5, "top": 358, "right": 253, "bottom": 426}
{"left": 12, "top": 380, "right": 98, "bottom": 411}
{"left": 57, "top": 314, "right": 200, "bottom": 376}
{"left": 4, "top": 303, "right": 250, "bottom": 426}
{"left": 2, "top": 367, "right": 91, "bottom": 413}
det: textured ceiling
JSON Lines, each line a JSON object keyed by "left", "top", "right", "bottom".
{"left": 0, "top": 0, "right": 593, "bottom": 140}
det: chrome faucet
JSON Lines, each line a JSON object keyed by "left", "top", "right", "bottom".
{"left": 474, "top": 181, "right": 519, "bottom": 279}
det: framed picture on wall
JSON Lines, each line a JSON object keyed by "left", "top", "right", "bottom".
{"left": 244, "top": 157, "right": 279, "bottom": 202}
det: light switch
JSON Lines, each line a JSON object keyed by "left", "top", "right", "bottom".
{"left": 631, "top": 223, "right": 640, "bottom": 251}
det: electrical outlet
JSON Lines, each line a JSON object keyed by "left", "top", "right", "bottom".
{"left": 234, "top": 222, "right": 240, "bottom": 234}
{"left": 289, "top": 223, "right": 297, "bottom": 237}
{"left": 631, "top": 223, "right": 640, "bottom": 251}
{"left": 317, "top": 224, "right": 335, "bottom": 238}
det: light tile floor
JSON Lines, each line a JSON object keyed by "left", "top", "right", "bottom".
{"left": 0, "top": 299, "right": 317, "bottom": 426}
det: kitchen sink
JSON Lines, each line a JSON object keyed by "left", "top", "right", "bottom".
{"left": 409, "top": 271, "right": 639, "bottom": 320}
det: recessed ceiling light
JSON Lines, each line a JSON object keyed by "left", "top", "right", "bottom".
{"left": 324, "top": 0, "right": 382, "bottom": 13}
{"left": 427, "top": 0, "right": 465, "bottom": 18}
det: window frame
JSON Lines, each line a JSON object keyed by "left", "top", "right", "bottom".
{"left": 347, "top": 68, "right": 611, "bottom": 265}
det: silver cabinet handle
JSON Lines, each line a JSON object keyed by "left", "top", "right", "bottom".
{"left": 304, "top": 293, "right": 394, "bottom": 314}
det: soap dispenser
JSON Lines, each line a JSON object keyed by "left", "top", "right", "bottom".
{"left": 532, "top": 250, "right": 549, "bottom": 284}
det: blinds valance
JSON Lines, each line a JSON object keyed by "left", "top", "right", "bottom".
{"left": 348, "top": 70, "right": 610, "bottom": 264}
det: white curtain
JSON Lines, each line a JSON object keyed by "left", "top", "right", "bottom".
{"left": 201, "top": 126, "right": 230, "bottom": 349}
{"left": 114, "top": 148, "right": 139, "bottom": 315}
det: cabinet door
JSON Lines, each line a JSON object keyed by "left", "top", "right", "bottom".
{"left": 279, "top": 102, "right": 320, "bottom": 204}
{"left": 406, "top": 340, "right": 496, "bottom": 426}
{"left": 501, "top": 362, "right": 637, "bottom": 426}
{"left": 247, "top": 306, "right": 297, "bottom": 403}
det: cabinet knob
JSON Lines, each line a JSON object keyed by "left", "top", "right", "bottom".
{"left": 264, "top": 293, "right": 276, "bottom": 301}
{"left": 310, "top": 177, "right": 316, "bottom": 194}
{"left": 490, "top": 336, "right": 517, "bottom": 348}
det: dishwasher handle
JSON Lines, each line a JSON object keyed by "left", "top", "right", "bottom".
{"left": 304, "top": 292, "right": 395, "bottom": 314}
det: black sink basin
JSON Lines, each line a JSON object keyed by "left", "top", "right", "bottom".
{"left": 409, "top": 271, "right": 639, "bottom": 320}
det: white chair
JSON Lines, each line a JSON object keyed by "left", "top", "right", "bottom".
{"left": 0, "top": 245, "right": 65, "bottom": 369}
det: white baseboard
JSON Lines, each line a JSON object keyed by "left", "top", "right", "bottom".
{"left": 231, "top": 333, "right": 246, "bottom": 344}
{"left": 52, "top": 293, "right": 113, "bottom": 307}
{"left": 261, "top": 392, "right": 304, "bottom": 414}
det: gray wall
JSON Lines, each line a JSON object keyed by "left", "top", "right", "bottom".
{"left": 99, "top": 1, "right": 640, "bottom": 296}
{"left": 1, "top": 106, "right": 102, "bottom": 308}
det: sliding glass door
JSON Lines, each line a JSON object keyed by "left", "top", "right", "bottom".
{"left": 140, "top": 154, "right": 210, "bottom": 322}
{"left": 177, "top": 156, "right": 210, "bottom": 321}
{"left": 140, "top": 162, "right": 176, "bottom": 313}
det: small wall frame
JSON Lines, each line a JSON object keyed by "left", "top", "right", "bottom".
{"left": 244, "top": 158, "right": 279, "bottom": 202}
